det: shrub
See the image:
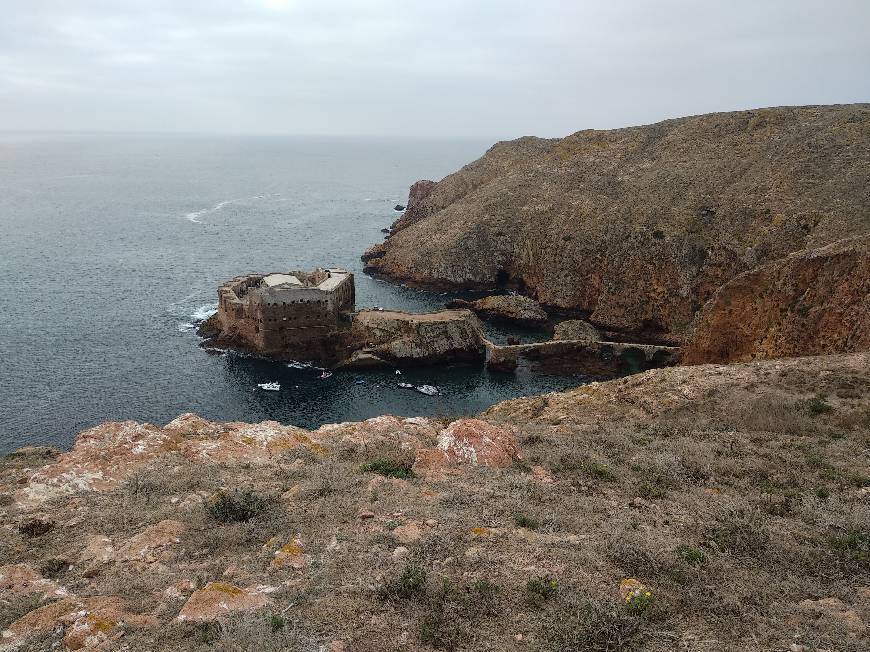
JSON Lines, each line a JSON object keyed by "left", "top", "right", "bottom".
{"left": 829, "top": 528, "right": 869, "bottom": 566}
{"left": 636, "top": 481, "right": 667, "bottom": 499}
{"left": 18, "top": 518, "right": 54, "bottom": 538}
{"left": 381, "top": 562, "right": 427, "bottom": 600}
{"left": 359, "top": 458, "right": 415, "bottom": 479}
{"left": 675, "top": 545, "right": 706, "bottom": 565}
{"left": 525, "top": 575, "right": 558, "bottom": 607}
{"left": 798, "top": 396, "right": 833, "bottom": 416}
{"left": 513, "top": 512, "right": 540, "bottom": 530}
{"left": 707, "top": 511, "right": 770, "bottom": 556}
{"left": 40, "top": 558, "right": 69, "bottom": 577}
{"left": 584, "top": 462, "right": 617, "bottom": 482}
{"left": 544, "top": 595, "right": 643, "bottom": 652}
{"left": 206, "top": 490, "right": 267, "bottom": 523}
{"left": 624, "top": 590, "right": 655, "bottom": 615}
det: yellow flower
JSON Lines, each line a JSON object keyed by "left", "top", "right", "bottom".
{"left": 645, "top": 592, "right": 651, "bottom": 597}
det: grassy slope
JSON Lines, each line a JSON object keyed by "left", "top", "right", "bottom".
{"left": 1, "top": 353, "right": 868, "bottom": 651}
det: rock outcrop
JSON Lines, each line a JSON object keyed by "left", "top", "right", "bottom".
{"left": 388, "top": 179, "right": 436, "bottom": 233}
{"left": 340, "top": 309, "right": 486, "bottom": 367}
{"left": 552, "top": 319, "right": 601, "bottom": 342}
{"left": 682, "top": 234, "right": 870, "bottom": 364}
{"left": 363, "top": 104, "right": 870, "bottom": 343}
{"left": 446, "top": 294, "right": 549, "bottom": 327}
{"left": 1, "top": 353, "right": 869, "bottom": 650}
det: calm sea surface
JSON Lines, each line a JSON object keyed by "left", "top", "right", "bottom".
{"left": 0, "top": 134, "right": 588, "bottom": 452}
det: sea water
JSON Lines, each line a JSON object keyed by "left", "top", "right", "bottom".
{"left": 0, "top": 133, "right": 586, "bottom": 451}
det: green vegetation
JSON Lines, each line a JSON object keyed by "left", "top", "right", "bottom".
{"left": 675, "top": 545, "right": 706, "bottom": 565}
{"left": 359, "top": 458, "right": 415, "bottom": 479}
{"left": 513, "top": 512, "right": 540, "bottom": 530}
{"left": 206, "top": 490, "right": 267, "bottom": 523}
{"left": 525, "top": 575, "right": 559, "bottom": 607}
{"left": 798, "top": 396, "right": 834, "bottom": 416}
{"left": 381, "top": 562, "right": 427, "bottom": 600}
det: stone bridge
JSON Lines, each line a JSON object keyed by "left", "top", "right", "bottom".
{"left": 485, "top": 338, "right": 679, "bottom": 376}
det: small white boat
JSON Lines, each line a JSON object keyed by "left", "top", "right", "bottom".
{"left": 395, "top": 369, "right": 402, "bottom": 375}
{"left": 257, "top": 382, "right": 281, "bottom": 391}
{"left": 319, "top": 371, "right": 333, "bottom": 379}
{"left": 397, "top": 382, "right": 413, "bottom": 389}
{"left": 416, "top": 384, "right": 439, "bottom": 396}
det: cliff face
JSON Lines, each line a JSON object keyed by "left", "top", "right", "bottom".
{"left": 364, "top": 104, "right": 870, "bottom": 343}
{"left": 3, "top": 353, "right": 869, "bottom": 651}
{"left": 682, "top": 234, "right": 870, "bottom": 365}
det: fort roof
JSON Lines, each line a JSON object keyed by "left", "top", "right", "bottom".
{"left": 262, "top": 273, "right": 303, "bottom": 288}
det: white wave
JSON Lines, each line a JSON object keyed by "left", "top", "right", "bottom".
{"left": 177, "top": 322, "right": 195, "bottom": 332}
{"left": 182, "top": 194, "right": 271, "bottom": 224}
{"left": 191, "top": 303, "right": 218, "bottom": 322}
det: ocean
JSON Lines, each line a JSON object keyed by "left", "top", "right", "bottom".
{"left": 0, "top": 133, "right": 588, "bottom": 452}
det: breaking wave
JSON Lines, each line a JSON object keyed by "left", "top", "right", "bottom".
{"left": 183, "top": 194, "right": 279, "bottom": 224}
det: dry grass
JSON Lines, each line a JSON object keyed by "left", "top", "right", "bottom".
{"left": 1, "top": 357, "right": 868, "bottom": 650}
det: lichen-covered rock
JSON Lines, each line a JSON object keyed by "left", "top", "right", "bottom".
{"left": 177, "top": 582, "right": 275, "bottom": 622}
{"left": 682, "top": 234, "right": 870, "bottom": 364}
{"left": 412, "top": 419, "right": 520, "bottom": 477}
{"left": 447, "top": 295, "right": 549, "bottom": 326}
{"left": 1, "top": 596, "right": 155, "bottom": 650}
{"left": 363, "top": 105, "right": 870, "bottom": 342}
{"left": 345, "top": 309, "right": 486, "bottom": 366}
{"left": 552, "top": 319, "right": 601, "bottom": 342}
{"left": 116, "top": 520, "right": 185, "bottom": 562}
{"left": 0, "top": 564, "right": 69, "bottom": 600}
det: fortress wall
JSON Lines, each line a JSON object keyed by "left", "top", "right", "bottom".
{"left": 209, "top": 270, "right": 356, "bottom": 360}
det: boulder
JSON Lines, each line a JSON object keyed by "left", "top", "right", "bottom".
{"left": 552, "top": 319, "right": 601, "bottom": 342}
{"left": 345, "top": 309, "right": 486, "bottom": 366}
{"left": 2, "top": 596, "right": 155, "bottom": 650}
{"left": 447, "top": 295, "right": 549, "bottom": 327}
{"left": 0, "top": 564, "right": 69, "bottom": 600}
{"left": 412, "top": 419, "right": 520, "bottom": 477}
{"left": 682, "top": 234, "right": 870, "bottom": 364}
{"left": 177, "top": 582, "right": 275, "bottom": 622}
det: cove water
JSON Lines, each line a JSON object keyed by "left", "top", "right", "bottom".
{"left": 0, "top": 134, "right": 588, "bottom": 452}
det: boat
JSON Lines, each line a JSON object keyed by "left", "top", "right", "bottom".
{"left": 319, "top": 371, "right": 333, "bottom": 379}
{"left": 415, "top": 385, "right": 439, "bottom": 396}
{"left": 257, "top": 382, "right": 280, "bottom": 391}
{"left": 397, "top": 382, "right": 413, "bottom": 389}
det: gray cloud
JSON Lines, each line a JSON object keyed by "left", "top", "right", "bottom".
{"left": 1, "top": 0, "right": 868, "bottom": 138}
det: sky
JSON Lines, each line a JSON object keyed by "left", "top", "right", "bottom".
{"left": 1, "top": 0, "right": 868, "bottom": 139}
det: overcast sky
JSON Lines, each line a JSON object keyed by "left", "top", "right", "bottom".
{"left": 1, "top": 0, "right": 868, "bottom": 139}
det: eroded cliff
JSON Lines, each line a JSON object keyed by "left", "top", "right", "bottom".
{"left": 682, "top": 234, "right": 870, "bottom": 364}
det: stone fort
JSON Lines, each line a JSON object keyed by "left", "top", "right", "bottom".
{"left": 215, "top": 268, "right": 355, "bottom": 357}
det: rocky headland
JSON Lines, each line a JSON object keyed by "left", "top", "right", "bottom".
{"left": 2, "top": 353, "right": 868, "bottom": 650}
{"left": 365, "top": 104, "right": 870, "bottom": 347}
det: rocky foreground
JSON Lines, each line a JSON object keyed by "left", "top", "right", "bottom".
{"left": 2, "top": 353, "right": 868, "bottom": 651}
{"left": 364, "top": 104, "right": 870, "bottom": 347}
